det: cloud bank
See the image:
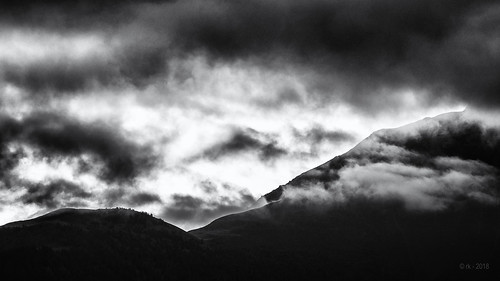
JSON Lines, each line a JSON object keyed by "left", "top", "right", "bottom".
{"left": 1, "top": 0, "right": 499, "bottom": 110}
{"left": 0, "top": 112, "right": 158, "bottom": 184}
{"left": 161, "top": 182, "right": 256, "bottom": 229}
{"left": 276, "top": 112, "right": 500, "bottom": 210}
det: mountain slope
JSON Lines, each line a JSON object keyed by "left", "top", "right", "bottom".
{"left": 264, "top": 111, "right": 499, "bottom": 204}
{"left": 193, "top": 200, "right": 500, "bottom": 280}
{"left": 0, "top": 208, "right": 215, "bottom": 281}
{"left": 191, "top": 111, "right": 500, "bottom": 280}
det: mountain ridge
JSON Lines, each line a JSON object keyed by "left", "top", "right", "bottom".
{"left": 0, "top": 207, "right": 217, "bottom": 281}
{"left": 190, "top": 110, "right": 500, "bottom": 280}
{"left": 2, "top": 111, "right": 499, "bottom": 280}
{"left": 263, "top": 110, "right": 499, "bottom": 204}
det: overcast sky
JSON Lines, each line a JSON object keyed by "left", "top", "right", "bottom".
{"left": 1, "top": 0, "right": 499, "bottom": 229}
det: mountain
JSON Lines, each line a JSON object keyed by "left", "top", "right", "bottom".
{"left": 0, "top": 208, "right": 216, "bottom": 281}
{"left": 191, "top": 111, "right": 500, "bottom": 280}
{"left": 2, "top": 112, "right": 499, "bottom": 281}
{"left": 262, "top": 111, "right": 500, "bottom": 204}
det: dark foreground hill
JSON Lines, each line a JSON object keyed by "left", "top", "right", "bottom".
{"left": 192, "top": 199, "right": 500, "bottom": 281}
{"left": 0, "top": 208, "right": 217, "bottom": 281}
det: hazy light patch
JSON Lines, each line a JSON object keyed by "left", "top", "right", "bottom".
{"left": 463, "top": 107, "right": 500, "bottom": 128}
{"left": 0, "top": 29, "right": 112, "bottom": 63}
{"left": 13, "top": 151, "right": 76, "bottom": 183}
{"left": 0, "top": 84, "right": 33, "bottom": 117}
{"left": 10, "top": 148, "right": 106, "bottom": 197}
{"left": 186, "top": 155, "right": 312, "bottom": 197}
{"left": 146, "top": 168, "right": 201, "bottom": 196}
{"left": 161, "top": 56, "right": 466, "bottom": 138}
{"left": 282, "top": 161, "right": 498, "bottom": 211}
{"left": 0, "top": 201, "right": 40, "bottom": 226}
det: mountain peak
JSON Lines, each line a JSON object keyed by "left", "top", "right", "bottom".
{"left": 190, "top": 110, "right": 500, "bottom": 280}
{"left": 0, "top": 207, "right": 215, "bottom": 281}
{"left": 264, "top": 110, "right": 499, "bottom": 207}
{"left": 2, "top": 207, "right": 183, "bottom": 234}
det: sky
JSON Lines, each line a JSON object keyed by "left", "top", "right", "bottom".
{"left": 0, "top": 0, "right": 499, "bottom": 229}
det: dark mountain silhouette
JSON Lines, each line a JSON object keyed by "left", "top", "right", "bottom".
{"left": 191, "top": 111, "right": 500, "bottom": 280}
{"left": 2, "top": 112, "right": 500, "bottom": 281}
{"left": 192, "top": 198, "right": 500, "bottom": 280}
{"left": 0, "top": 208, "right": 218, "bottom": 281}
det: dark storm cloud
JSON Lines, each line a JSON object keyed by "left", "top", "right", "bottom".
{"left": 295, "top": 126, "right": 354, "bottom": 145}
{"left": 1, "top": 50, "right": 169, "bottom": 94}
{"left": 0, "top": 147, "right": 25, "bottom": 188}
{"left": 20, "top": 179, "right": 91, "bottom": 208}
{"left": 103, "top": 188, "right": 162, "bottom": 206}
{"left": 199, "top": 180, "right": 217, "bottom": 194}
{"left": 0, "top": 117, "right": 26, "bottom": 188}
{"left": 161, "top": 190, "right": 255, "bottom": 225}
{"left": 0, "top": 112, "right": 159, "bottom": 184}
{"left": 378, "top": 117, "right": 500, "bottom": 169}
{"left": 339, "top": 112, "right": 500, "bottom": 172}
{"left": 292, "top": 125, "right": 355, "bottom": 157}
{"left": 2, "top": 59, "right": 116, "bottom": 94}
{"left": 199, "top": 128, "right": 287, "bottom": 162}
{"left": 163, "top": 0, "right": 500, "bottom": 110}
{"left": 128, "top": 192, "right": 162, "bottom": 206}
{"left": 0, "top": 0, "right": 166, "bottom": 29}
{"left": 102, "top": 188, "right": 126, "bottom": 206}
{"left": 0, "top": 36, "right": 172, "bottom": 94}
{"left": 0, "top": 1, "right": 170, "bottom": 94}
{"left": 2, "top": 0, "right": 499, "bottom": 110}
{"left": 255, "top": 87, "right": 304, "bottom": 108}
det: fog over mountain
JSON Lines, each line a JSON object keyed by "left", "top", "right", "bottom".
{"left": 266, "top": 111, "right": 500, "bottom": 210}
